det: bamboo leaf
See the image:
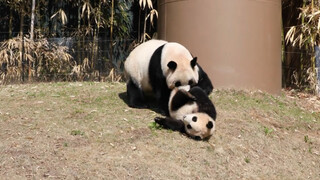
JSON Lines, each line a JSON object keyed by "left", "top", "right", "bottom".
{"left": 147, "top": 0, "right": 153, "bottom": 9}
{"left": 139, "top": 0, "right": 142, "bottom": 7}
{"left": 285, "top": 26, "right": 296, "bottom": 44}
{"left": 149, "top": 9, "right": 158, "bottom": 26}
{"left": 60, "top": 9, "right": 68, "bottom": 25}
{"left": 82, "top": 3, "right": 87, "bottom": 18}
{"left": 50, "top": 11, "right": 59, "bottom": 19}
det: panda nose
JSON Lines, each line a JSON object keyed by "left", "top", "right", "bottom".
{"left": 183, "top": 115, "right": 186, "bottom": 119}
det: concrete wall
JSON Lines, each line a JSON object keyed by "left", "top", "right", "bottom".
{"left": 158, "top": 0, "right": 282, "bottom": 94}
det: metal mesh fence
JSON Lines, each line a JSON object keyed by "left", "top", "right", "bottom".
{"left": 0, "top": 36, "right": 135, "bottom": 84}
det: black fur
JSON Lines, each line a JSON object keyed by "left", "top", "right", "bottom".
{"left": 126, "top": 42, "right": 213, "bottom": 115}
{"left": 188, "top": 86, "right": 216, "bottom": 120}
{"left": 170, "top": 89, "right": 196, "bottom": 111}
{"left": 167, "top": 61, "right": 177, "bottom": 70}
{"left": 154, "top": 117, "right": 185, "bottom": 132}
{"left": 194, "top": 136, "right": 202, "bottom": 141}
{"left": 148, "top": 44, "right": 171, "bottom": 114}
{"left": 206, "top": 121, "right": 214, "bottom": 129}
{"left": 154, "top": 86, "right": 216, "bottom": 138}
{"left": 196, "top": 64, "right": 214, "bottom": 95}
{"left": 126, "top": 78, "right": 146, "bottom": 108}
{"left": 147, "top": 44, "right": 213, "bottom": 114}
{"left": 191, "top": 57, "right": 197, "bottom": 68}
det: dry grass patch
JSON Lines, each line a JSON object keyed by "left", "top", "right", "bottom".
{"left": 0, "top": 82, "right": 319, "bottom": 179}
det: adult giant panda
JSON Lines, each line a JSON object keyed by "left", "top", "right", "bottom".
{"left": 124, "top": 39, "right": 213, "bottom": 113}
{"left": 154, "top": 86, "right": 217, "bottom": 140}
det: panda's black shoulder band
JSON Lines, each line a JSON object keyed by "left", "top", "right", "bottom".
{"left": 171, "top": 90, "right": 196, "bottom": 111}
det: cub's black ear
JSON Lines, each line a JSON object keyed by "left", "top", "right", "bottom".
{"left": 167, "top": 61, "right": 177, "bottom": 70}
{"left": 206, "top": 121, "right": 214, "bottom": 129}
{"left": 191, "top": 57, "right": 197, "bottom": 68}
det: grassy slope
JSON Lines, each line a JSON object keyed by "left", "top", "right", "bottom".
{"left": 0, "top": 82, "right": 319, "bottom": 179}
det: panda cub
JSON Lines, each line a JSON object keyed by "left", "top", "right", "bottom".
{"left": 124, "top": 39, "right": 213, "bottom": 114}
{"left": 155, "top": 86, "right": 217, "bottom": 140}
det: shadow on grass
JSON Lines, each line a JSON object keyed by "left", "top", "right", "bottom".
{"left": 118, "top": 92, "right": 167, "bottom": 116}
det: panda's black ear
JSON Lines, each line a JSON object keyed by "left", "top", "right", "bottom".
{"left": 167, "top": 61, "right": 177, "bottom": 71}
{"left": 191, "top": 57, "right": 197, "bottom": 68}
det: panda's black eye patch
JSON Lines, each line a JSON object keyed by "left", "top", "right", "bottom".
{"left": 175, "top": 81, "right": 181, "bottom": 87}
{"left": 188, "top": 80, "right": 194, "bottom": 86}
{"left": 187, "top": 124, "right": 192, "bottom": 129}
{"left": 167, "top": 61, "right": 177, "bottom": 70}
{"left": 206, "top": 121, "right": 214, "bottom": 129}
{"left": 192, "top": 116, "right": 197, "bottom": 122}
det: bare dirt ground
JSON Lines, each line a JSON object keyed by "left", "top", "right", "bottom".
{"left": 0, "top": 82, "right": 319, "bottom": 179}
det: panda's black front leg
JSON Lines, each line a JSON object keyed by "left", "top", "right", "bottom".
{"left": 154, "top": 87, "right": 170, "bottom": 116}
{"left": 126, "top": 79, "right": 146, "bottom": 108}
{"left": 154, "top": 117, "right": 185, "bottom": 132}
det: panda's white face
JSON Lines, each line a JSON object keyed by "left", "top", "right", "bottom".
{"left": 182, "top": 113, "right": 215, "bottom": 140}
{"left": 166, "top": 59, "right": 199, "bottom": 90}
{"left": 161, "top": 43, "right": 199, "bottom": 90}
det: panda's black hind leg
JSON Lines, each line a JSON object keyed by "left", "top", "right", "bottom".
{"left": 126, "top": 79, "right": 146, "bottom": 108}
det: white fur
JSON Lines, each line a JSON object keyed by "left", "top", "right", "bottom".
{"left": 124, "top": 39, "right": 167, "bottom": 92}
{"left": 168, "top": 89, "right": 215, "bottom": 139}
{"left": 183, "top": 113, "right": 215, "bottom": 139}
{"left": 170, "top": 103, "right": 198, "bottom": 121}
{"left": 168, "top": 88, "right": 198, "bottom": 120}
{"left": 161, "top": 43, "right": 199, "bottom": 89}
{"left": 177, "top": 85, "right": 190, "bottom": 91}
{"left": 125, "top": 39, "right": 199, "bottom": 93}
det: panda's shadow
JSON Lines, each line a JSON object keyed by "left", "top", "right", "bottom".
{"left": 118, "top": 92, "right": 167, "bottom": 116}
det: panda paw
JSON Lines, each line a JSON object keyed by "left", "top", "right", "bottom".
{"left": 154, "top": 117, "right": 165, "bottom": 125}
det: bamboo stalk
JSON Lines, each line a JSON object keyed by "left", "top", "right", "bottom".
{"left": 30, "top": 0, "right": 36, "bottom": 41}
{"left": 29, "top": 0, "right": 36, "bottom": 81}
{"left": 310, "top": 0, "right": 317, "bottom": 93}
{"left": 110, "top": 0, "right": 114, "bottom": 63}
{"left": 9, "top": 7, "right": 12, "bottom": 38}
{"left": 143, "top": 8, "right": 146, "bottom": 42}
{"left": 20, "top": 3, "right": 25, "bottom": 82}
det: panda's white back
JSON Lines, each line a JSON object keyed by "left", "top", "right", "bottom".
{"left": 124, "top": 39, "right": 167, "bottom": 92}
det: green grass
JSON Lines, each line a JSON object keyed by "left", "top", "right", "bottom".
{"left": 263, "top": 126, "right": 274, "bottom": 136}
{"left": 244, "top": 157, "right": 251, "bottom": 163}
{"left": 148, "top": 122, "right": 162, "bottom": 131}
{"left": 70, "top": 130, "right": 85, "bottom": 136}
